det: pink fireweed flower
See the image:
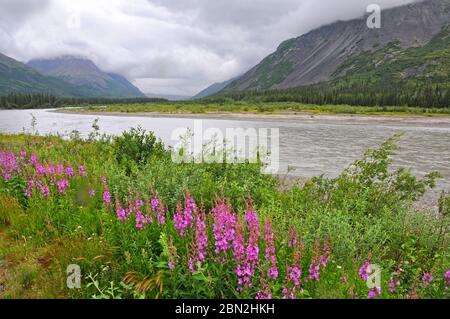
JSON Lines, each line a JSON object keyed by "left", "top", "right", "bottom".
{"left": 174, "top": 191, "right": 197, "bottom": 236}
{"left": 421, "top": 272, "right": 433, "bottom": 287}
{"left": 101, "top": 177, "right": 111, "bottom": 206}
{"left": 212, "top": 199, "right": 236, "bottom": 255}
{"left": 57, "top": 179, "right": 69, "bottom": 193}
{"left": 0, "top": 151, "right": 20, "bottom": 181}
{"left": 389, "top": 277, "right": 395, "bottom": 293}
{"left": 25, "top": 178, "right": 34, "bottom": 197}
{"left": 282, "top": 266, "right": 302, "bottom": 299}
{"left": 144, "top": 198, "right": 154, "bottom": 224}
{"left": 289, "top": 267, "right": 302, "bottom": 287}
{"left": 36, "top": 164, "right": 46, "bottom": 176}
{"left": 308, "top": 259, "right": 320, "bottom": 281}
{"left": 233, "top": 205, "right": 261, "bottom": 292}
{"left": 156, "top": 200, "right": 166, "bottom": 225}
{"left": 151, "top": 196, "right": 159, "bottom": 212}
{"left": 245, "top": 208, "right": 260, "bottom": 272}
{"left": 20, "top": 150, "right": 27, "bottom": 160}
{"left": 389, "top": 273, "right": 401, "bottom": 293}
{"left": 358, "top": 261, "right": 372, "bottom": 281}
{"left": 174, "top": 203, "right": 186, "bottom": 236}
{"left": 46, "top": 163, "right": 55, "bottom": 177}
{"left": 103, "top": 190, "right": 111, "bottom": 206}
{"left": 189, "top": 208, "right": 208, "bottom": 273}
{"left": 264, "top": 220, "right": 278, "bottom": 280}
{"left": 444, "top": 270, "right": 450, "bottom": 289}
{"left": 88, "top": 188, "right": 95, "bottom": 198}
{"left": 30, "top": 154, "right": 37, "bottom": 166}
{"left": 40, "top": 183, "right": 49, "bottom": 198}
{"left": 78, "top": 165, "right": 87, "bottom": 177}
{"left": 150, "top": 195, "right": 166, "bottom": 225}
{"left": 116, "top": 199, "right": 127, "bottom": 223}
{"left": 65, "top": 165, "right": 75, "bottom": 178}
{"left": 135, "top": 210, "right": 146, "bottom": 230}
{"left": 56, "top": 162, "right": 64, "bottom": 175}
{"left": 368, "top": 287, "right": 382, "bottom": 299}
{"left": 184, "top": 193, "right": 196, "bottom": 228}
{"left": 233, "top": 217, "right": 246, "bottom": 291}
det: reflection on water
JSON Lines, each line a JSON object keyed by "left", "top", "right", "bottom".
{"left": 1, "top": 109, "right": 449, "bottom": 194}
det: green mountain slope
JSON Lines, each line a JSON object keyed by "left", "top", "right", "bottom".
{"left": 223, "top": 0, "right": 450, "bottom": 94}
{"left": 0, "top": 53, "right": 82, "bottom": 97}
{"left": 27, "top": 56, "right": 145, "bottom": 99}
{"left": 332, "top": 24, "right": 450, "bottom": 90}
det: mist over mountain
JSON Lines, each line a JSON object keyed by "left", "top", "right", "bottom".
{"left": 0, "top": 52, "right": 83, "bottom": 97}
{"left": 27, "top": 56, "right": 145, "bottom": 98}
{"left": 222, "top": 0, "right": 450, "bottom": 93}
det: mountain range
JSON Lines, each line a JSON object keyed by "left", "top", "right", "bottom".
{"left": 0, "top": 54, "right": 144, "bottom": 98}
{"left": 195, "top": 0, "right": 450, "bottom": 98}
{"left": 1, "top": 0, "right": 449, "bottom": 101}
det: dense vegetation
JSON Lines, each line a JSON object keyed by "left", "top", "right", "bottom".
{"left": 0, "top": 93, "right": 167, "bottom": 109}
{"left": 212, "top": 81, "right": 449, "bottom": 109}
{"left": 0, "top": 127, "right": 448, "bottom": 299}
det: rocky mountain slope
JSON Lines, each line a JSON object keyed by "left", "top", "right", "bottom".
{"left": 224, "top": 0, "right": 450, "bottom": 92}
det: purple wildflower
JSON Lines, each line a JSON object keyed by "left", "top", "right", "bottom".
{"left": 212, "top": 199, "right": 236, "bottom": 255}
{"left": 189, "top": 208, "right": 208, "bottom": 273}
{"left": 264, "top": 220, "right": 278, "bottom": 280}
{"left": 103, "top": 190, "right": 111, "bottom": 206}
{"left": 444, "top": 270, "right": 450, "bottom": 289}
{"left": 65, "top": 165, "right": 75, "bottom": 178}
{"left": 421, "top": 272, "right": 433, "bottom": 287}
{"left": 174, "top": 191, "right": 197, "bottom": 236}
{"left": 30, "top": 154, "right": 37, "bottom": 166}
{"left": 116, "top": 200, "right": 127, "bottom": 223}
{"left": 368, "top": 287, "right": 381, "bottom": 299}
{"left": 78, "top": 165, "right": 87, "bottom": 177}
{"left": 57, "top": 179, "right": 69, "bottom": 193}
{"left": 359, "top": 261, "right": 372, "bottom": 281}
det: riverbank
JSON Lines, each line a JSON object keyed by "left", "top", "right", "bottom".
{"left": 55, "top": 108, "right": 450, "bottom": 126}
{"left": 57, "top": 101, "right": 450, "bottom": 117}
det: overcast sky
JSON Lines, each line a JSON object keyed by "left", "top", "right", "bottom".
{"left": 0, "top": 0, "right": 417, "bottom": 96}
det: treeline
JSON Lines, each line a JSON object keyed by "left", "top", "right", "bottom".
{"left": 206, "top": 82, "right": 450, "bottom": 108}
{"left": 0, "top": 93, "right": 168, "bottom": 109}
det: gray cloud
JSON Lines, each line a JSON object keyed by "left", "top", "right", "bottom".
{"left": 0, "top": 0, "right": 418, "bottom": 95}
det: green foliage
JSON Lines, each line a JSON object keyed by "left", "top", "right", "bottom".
{"left": 113, "top": 127, "right": 167, "bottom": 175}
{"left": 0, "top": 132, "right": 448, "bottom": 299}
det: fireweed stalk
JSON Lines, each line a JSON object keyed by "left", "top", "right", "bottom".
{"left": 283, "top": 228, "right": 303, "bottom": 299}
{"left": 174, "top": 191, "right": 196, "bottom": 237}
{"left": 263, "top": 220, "right": 278, "bottom": 280}
{"left": 232, "top": 204, "right": 261, "bottom": 292}
{"left": 189, "top": 206, "right": 208, "bottom": 273}
{"left": 212, "top": 199, "right": 236, "bottom": 256}
{"left": 151, "top": 194, "right": 166, "bottom": 226}
{"left": 359, "top": 260, "right": 382, "bottom": 299}
{"left": 102, "top": 176, "right": 111, "bottom": 207}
